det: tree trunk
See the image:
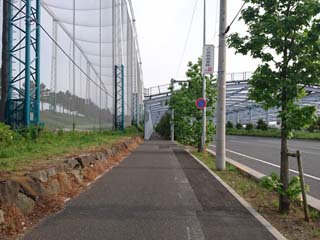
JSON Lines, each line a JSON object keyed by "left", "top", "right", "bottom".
{"left": 0, "top": 0, "right": 9, "bottom": 122}
{"left": 279, "top": 125, "right": 290, "bottom": 213}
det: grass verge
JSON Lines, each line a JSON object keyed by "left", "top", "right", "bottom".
{"left": 192, "top": 151, "right": 320, "bottom": 240}
{"left": 0, "top": 127, "right": 141, "bottom": 172}
{"left": 227, "top": 128, "right": 320, "bottom": 140}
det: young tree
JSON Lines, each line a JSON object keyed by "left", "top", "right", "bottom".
{"left": 228, "top": 0, "right": 320, "bottom": 212}
{"left": 169, "top": 58, "right": 216, "bottom": 151}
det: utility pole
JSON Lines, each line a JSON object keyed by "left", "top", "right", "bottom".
{"left": 170, "top": 78, "right": 174, "bottom": 142}
{"left": 215, "top": 0, "right": 227, "bottom": 170}
{"left": 201, "top": 0, "right": 207, "bottom": 152}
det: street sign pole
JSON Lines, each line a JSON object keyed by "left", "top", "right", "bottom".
{"left": 216, "top": 0, "right": 227, "bottom": 170}
{"left": 202, "top": 0, "right": 207, "bottom": 152}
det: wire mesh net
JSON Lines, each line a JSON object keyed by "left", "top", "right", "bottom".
{"left": 0, "top": 0, "right": 143, "bottom": 130}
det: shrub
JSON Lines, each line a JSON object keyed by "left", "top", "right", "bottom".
{"left": 256, "top": 118, "right": 268, "bottom": 131}
{"left": 246, "top": 123, "right": 254, "bottom": 130}
{"left": 155, "top": 113, "right": 171, "bottom": 140}
{"left": 308, "top": 116, "right": 320, "bottom": 132}
{"left": 260, "top": 172, "right": 306, "bottom": 201}
{"left": 17, "top": 125, "right": 44, "bottom": 140}
{"left": 226, "top": 121, "right": 234, "bottom": 129}
{"left": 57, "top": 129, "right": 64, "bottom": 137}
{"left": 236, "top": 123, "right": 243, "bottom": 129}
{"left": 0, "top": 123, "right": 15, "bottom": 146}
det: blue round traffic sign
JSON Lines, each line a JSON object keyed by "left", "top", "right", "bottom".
{"left": 196, "top": 98, "right": 207, "bottom": 110}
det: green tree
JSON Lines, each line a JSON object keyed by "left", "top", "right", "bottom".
{"left": 226, "top": 121, "right": 234, "bottom": 129}
{"left": 169, "top": 58, "right": 217, "bottom": 151}
{"left": 228, "top": 0, "right": 320, "bottom": 212}
{"left": 155, "top": 113, "right": 170, "bottom": 140}
{"left": 246, "top": 123, "right": 254, "bottom": 131}
{"left": 256, "top": 118, "right": 268, "bottom": 131}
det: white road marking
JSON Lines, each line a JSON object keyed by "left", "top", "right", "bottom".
{"left": 178, "top": 193, "right": 182, "bottom": 199}
{"left": 95, "top": 174, "right": 103, "bottom": 181}
{"left": 186, "top": 226, "right": 192, "bottom": 240}
{"left": 210, "top": 145, "right": 320, "bottom": 181}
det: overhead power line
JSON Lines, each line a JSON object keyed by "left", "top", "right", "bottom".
{"left": 176, "top": 0, "right": 199, "bottom": 77}
{"left": 224, "top": 2, "right": 246, "bottom": 34}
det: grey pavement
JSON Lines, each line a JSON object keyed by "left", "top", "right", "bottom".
{"left": 211, "top": 135, "right": 320, "bottom": 199}
{"left": 24, "top": 135, "right": 276, "bottom": 240}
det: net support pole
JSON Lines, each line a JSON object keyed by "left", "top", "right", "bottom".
{"left": 24, "top": 0, "right": 31, "bottom": 125}
{"left": 35, "top": 0, "right": 41, "bottom": 125}
{"left": 121, "top": 64, "right": 125, "bottom": 130}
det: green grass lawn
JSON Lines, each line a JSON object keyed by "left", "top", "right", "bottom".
{"left": 0, "top": 127, "right": 141, "bottom": 172}
{"left": 227, "top": 128, "right": 320, "bottom": 140}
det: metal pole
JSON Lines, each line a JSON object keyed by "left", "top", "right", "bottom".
{"left": 35, "top": 0, "right": 41, "bottom": 125}
{"left": 296, "top": 151, "right": 310, "bottom": 222}
{"left": 215, "top": 0, "right": 227, "bottom": 170}
{"left": 2, "top": 0, "right": 10, "bottom": 123}
{"left": 114, "top": 66, "right": 118, "bottom": 129}
{"left": 72, "top": 0, "right": 76, "bottom": 131}
{"left": 121, "top": 65, "right": 125, "bottom": 130}
{"left": 170, "top": 79, "right": 174, "bottom": 142}
{"left": 51, "top": 20, "right": 58, "bottom": 112}
{"left": 25, "top": 0, "right": 32, "bottom": 125}
{"left": 171, "top": 109, "right": 175, "bottom": 142}
{"left": 112, "top": 0, "right": 116, "bottom": 129}
{"left": 202, "top": 0, "right": 207, "bottom": 152}
{"left": 99, "top": 0, "right": 102, "bottom": 129}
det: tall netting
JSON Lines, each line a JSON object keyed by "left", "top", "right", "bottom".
{"left": 0, "top": 0, "right": 143, "bottom": 130}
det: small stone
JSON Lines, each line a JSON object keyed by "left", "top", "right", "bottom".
{"left": 12, "top": 176, "right": 47, "bottom": 200}
{"left": 95, "top": 152, "right": 107, "bottom": 161}
{"left": 0, "top": 180, "right": 19, "bottom": 204}
{"left": 45, "top": 179, "right": 60, "bottom": 195}
{"left": 46, "top": 167, "right": 57, "bottom": 178}
{"left": 75, "top": 154, "right": 96, "bottom": 168}
{"left": 70, "top": 170, "right": 84, "bottom": 184}
{"left": 0, "top": 209, "right": 4, "bottom": 224}
{"left": 15, "top": 193, "right": 35, "bottom": 214}
{"left": 29, "top": 170, "right": 48, "bottom": 183}
{"left": 64, "top": 158, "right": 80, "bottom": 170}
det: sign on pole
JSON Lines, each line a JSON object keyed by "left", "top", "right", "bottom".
{"left": 196, "top": 98, "right": 207, "bottom": 110}
{"left": 202, "top": 45, "right": 215, "bottom": 75}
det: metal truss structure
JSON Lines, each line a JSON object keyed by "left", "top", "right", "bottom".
{"left": 6, "top": 0, "right": 41, "bottom": 127}
{"left": 225, "top": 73, "right": 320, "bottom": 124}
{"left": 115, "top": 65, "right": 124, "bottom": 130}
{"left": 144, "top": 72, "right": 320, "bottom": 128}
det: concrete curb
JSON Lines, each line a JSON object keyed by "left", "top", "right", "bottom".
{"left": 186, "top": 150, "right": 287, "bottom": 240}
{"left": 207, "top": 149, "right": 320, "bottom": 212}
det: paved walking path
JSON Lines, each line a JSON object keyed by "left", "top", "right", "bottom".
{"left": 24, "top": 136, "right": 277, "bottom": 240}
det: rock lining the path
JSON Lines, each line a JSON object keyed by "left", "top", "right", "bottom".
{"left": 0, "top": 136, "right": 142, "bottom": 230}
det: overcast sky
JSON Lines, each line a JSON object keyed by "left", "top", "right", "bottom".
{"left": 0, "top": 0, "right": 259, "bottom": 90}
{"left": 132, "top": 0, "right": 260, "bottom": 88}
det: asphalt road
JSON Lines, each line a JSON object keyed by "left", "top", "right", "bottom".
{"left": 210, "top": 135, "right": 320, "bottom": 199}
{"left": 24, "top": 138, "right": 275, "bottom": 240}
